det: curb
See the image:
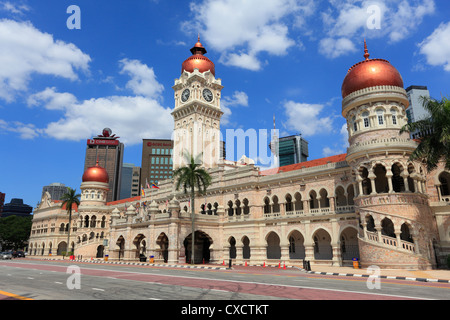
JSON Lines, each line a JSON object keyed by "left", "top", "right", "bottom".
{"left": 42, "top": 258, "right": 227, "bottom": 270}
{"left": 231, "top": 262, "right": 450, "bottom": 283}
{"left": 301, "top": 269, "right": 450, "bottom": 284}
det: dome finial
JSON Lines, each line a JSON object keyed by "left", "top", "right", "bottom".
{"left": 364, "top": 39, "right": 370, "bottom": 61}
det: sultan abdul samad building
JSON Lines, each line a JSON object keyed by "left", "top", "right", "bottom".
{"left": 29, "top": 38, "right": 450, "bottom": 269}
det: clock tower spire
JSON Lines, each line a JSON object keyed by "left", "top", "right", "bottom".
{"left": 172, "top": 37, "right": 224, "bottom": 170}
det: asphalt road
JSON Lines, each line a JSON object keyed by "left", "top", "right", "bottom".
{"left": 1, "top": 259, "right": 449, "bottom": 303}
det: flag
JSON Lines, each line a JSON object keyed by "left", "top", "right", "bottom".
{"left": 151, "top": 182, "right": 159, "bottom": 189}
{"left": 141, "top": 185, "right": 145, "bottom": 197}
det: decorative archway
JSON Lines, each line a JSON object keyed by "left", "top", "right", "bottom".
{"left": 266, "top": 231, "right": 281, "bottom": 259}
{"left": 156, "top": 233, "right": 168, "bottom": 262}
{"left": 312, "top": 229, "right": 332, "bottom": 260}
{"left": 183, "top": 231, "right": 213, "bottom": 264}
{"left": 288, "top": 230, "right": 305, "bottom": 260}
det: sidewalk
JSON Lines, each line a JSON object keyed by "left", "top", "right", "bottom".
{"left": 301, "top": 265, "right": 450, "bottom": 283}
{"left": 229, "top": 261, "right": 450, "bottom": 283}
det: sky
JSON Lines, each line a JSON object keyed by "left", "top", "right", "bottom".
{"left": 1, "top": 0, "right": 449, "bottom": 210}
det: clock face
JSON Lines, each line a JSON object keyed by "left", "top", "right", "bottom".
{"left": 181, "top": 89, "right": 190, "bottom": 102}
{"left": 203, "top": 88, "right": 213, "bottom": 102}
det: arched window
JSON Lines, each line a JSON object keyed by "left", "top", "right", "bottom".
{"left": 243, "top": 199, "right": 249, "bottom": 215}
{"left": 272, "top": 196, "right": 280, "bottom": 213}
{"left": 227, "top": 200, "right": 234, "bottom": 216}
{"left": 392, "top": 163, "right": 405, "bottom": 192}
{"left": 352, "top": 116, "right": 357, "bottom": 132}
{"left": 439, "top": 172, "right": 450, "bottom": 196}
{"left": 362, "top": 111, "right": 370, "bottom": 128}
{"left": 263, "top": 197, "right": 271, "bottom": 214}
{"left": 376, "top": 109, "right": 384, "bottom": 125}
{"left": 285, "top": 194, "right": 293, "bottom": 212}
{"left": 391, "top": 108, "right": 397, "bottom": 125}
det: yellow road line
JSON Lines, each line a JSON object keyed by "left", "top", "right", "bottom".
{"left": 0, "top": 290, "right": 33, "bottom": 300}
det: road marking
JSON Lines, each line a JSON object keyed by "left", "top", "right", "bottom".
{"left": 27, "top": 277, "right": 34, "bottom": 280}
{"left": 54, "top": 282, "right": 63, "bottom": 284}
{"left": 92, "top": 288, "right": 105, "bottom": 291}
{"left": 0, "top": 290, "right": 33, "bottom": 300}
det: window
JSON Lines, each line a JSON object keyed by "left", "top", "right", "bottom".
{"left": 352, "top": 116, "right": 357, "bottom": 132}
{"left": 391, "top": 109, "right": 397, "bottom": 125}
{"left": 377, "top": 109, "right": 384, "bottom": 125}
{"left": 362, "top": 112, "right": 370, "bottom": 128}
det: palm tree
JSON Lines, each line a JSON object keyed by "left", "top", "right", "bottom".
{"left": 60, "top": 187, "right": 81, "bottom": 258}
{"left": 400, "top": 95, "right": 450, "bottom": 171}
{"left": 173, "top": 152, "right": 212, "bottom": 264}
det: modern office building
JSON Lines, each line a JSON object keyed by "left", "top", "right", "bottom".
{"left": 1, "top": 198, "right": 32, "bottom": 217}
{"left": 271, "top": 134, "right": 309, "bottom": 167}
{"left": 84, "top": 128, "right": 124, "bottom": 202}
{"left": 41, "top": 183, "right": 68, "bottom": 201}
{"left": 141, "top": 139, "right": 174, "bottom": 185}
{"left": 406, "top": 85, "right": 431, "bottom": 139}
{"left": 120, "top": 163, "right": 141, "bottom": 199}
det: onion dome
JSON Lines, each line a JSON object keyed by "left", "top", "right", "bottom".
{"left": 82, "top": 160, "right": 109, "bottom": 183}
{"left": 181, "top": 35, "right": 215, "bottom": 76}
{"left": 341, "top": 40, "right": 404, "bottom": 98}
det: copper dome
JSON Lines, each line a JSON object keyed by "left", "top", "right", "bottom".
{"left": 82, "top": 161, "right": 109, "bottom": 183}
{"left": 341, "top": 40, "right": 404, "bottom": 98}
{"left": 181, "top": 36, "right": 215, "bottom": 76}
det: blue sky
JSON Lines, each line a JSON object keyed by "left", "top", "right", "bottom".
{"left": 1, "top": 0, "right": 449, "bottom": 209}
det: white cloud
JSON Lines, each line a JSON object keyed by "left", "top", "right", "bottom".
{"left": 419, "top": 22, "right": 450, "bottom": 72}
{"left": 43, "top": 95, "right": 173, "bottom": 145}
{"left": 319, "top": 37, "right": 357, "bottom": 59}
{"left": 21, "top": 58, "right": 173, "bottom": 145}
{"left": 0, "top": 19, "right": 91, "bottom": 102}
{"left": 183, "top": 0, "right": 314, "bottom": 70}
{"left": 119, "top": 58, "right": 164, "bottom": 99}
{"left": 0, "top": 1, "right": 30, "bottom": 15}
{"left": 27, "top": 87, "right": 77, "bottom": 110}
{"left": 319, "top": 0, "right": 435, "bottom": 58}
{"left": 283, "top": 100, "right": 333, "bottom": 137}
{"left": 0, "top": 119, "right": 41, "bottom": 139}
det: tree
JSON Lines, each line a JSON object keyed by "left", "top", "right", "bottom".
{"left": 400, "top": 96, "right": 450, "bottom": 171}
{"left": 172, "top": 152, "right": 212, "bottom": 264}
{"left": 60, "top": 187, "right": 80, "bottom": 257}
{"left": 0, "top": 215, "right": 32, "bottom": 250}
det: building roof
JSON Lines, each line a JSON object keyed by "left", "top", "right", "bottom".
{"left": 107, "top": 195, "right": 141, "bottom": 206}
{"left": 260, "top": 153, "right": 347, "bottom": 176}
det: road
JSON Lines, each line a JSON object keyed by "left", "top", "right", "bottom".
{"left": 1, "top": 259, "right": 449, "bottom": 304}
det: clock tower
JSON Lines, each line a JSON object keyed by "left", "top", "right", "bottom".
{"left": 172, "top": 37, "right": 224, "bottom": 170}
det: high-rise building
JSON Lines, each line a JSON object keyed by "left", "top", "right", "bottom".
{"left": 41, "top": 183, "right": 67, "bottom": 201}
{"left": 84, "top": 128, "right": 124, "bottom": 202}
{"left": 141, "top": 139, "right": 174, "bottom": 185}
{"left": 1, "top": 198, "right": 32, "bottom": 217}
{"left": 270, "top": 134, "right": 309, "bottom": 167}
{"left": 406, "top": 85, "right": 431, "bottom": 139}
{"left": 120, "top": 163, "right": 141, "bottom": 199}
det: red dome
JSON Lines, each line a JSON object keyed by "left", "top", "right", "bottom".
{"left": 181, "top": 36, "right": 215, "bottom": 76}
{"left": 341, "top": 41, "right": 404, "bottom": 98}
{"left": 82, "top": 161, "right": 109, "bottom": 183}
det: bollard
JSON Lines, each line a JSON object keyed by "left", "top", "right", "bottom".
{"left": 307, "top": 260, "right": 311, "bottom": 271}
{"left": 228, "top": 259, "right": 232, "bottom": 269}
